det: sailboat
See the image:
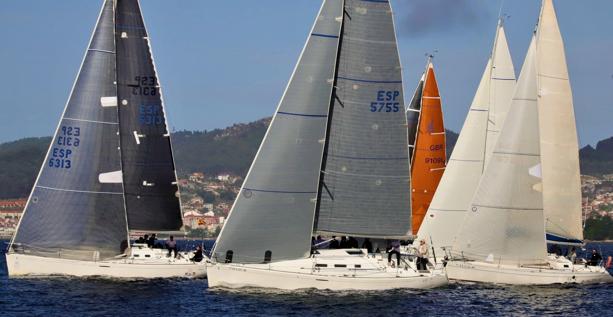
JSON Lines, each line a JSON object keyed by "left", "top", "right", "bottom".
{"left": 207, "top": 0, "right": 448, "bottom": 290}
{"left": 407, "top": 60, "right": 446, "bottom": 235}
{"left": 445, "top": 0, "right": 613, "bottom": 284}
{"left": 415, "top": 19, "right": 516, "bottom": 256}
{"left": 6, "top": 0, "right": 206, "bottom": 278}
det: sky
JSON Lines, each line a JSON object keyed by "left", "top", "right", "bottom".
{"left": 0, "top": 0, "right": 611, "bottom": 146}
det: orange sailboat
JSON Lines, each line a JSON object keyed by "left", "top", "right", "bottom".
{"left": 408, "top": 60, "right": 446, "bottom": 235}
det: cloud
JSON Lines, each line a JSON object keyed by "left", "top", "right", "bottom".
{"left": 397, "top": 0, "right": 490, "bottom": 37}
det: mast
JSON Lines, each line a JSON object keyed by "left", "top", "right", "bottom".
{"left": 313, "top": 0, "right": 346, "bottom": 232}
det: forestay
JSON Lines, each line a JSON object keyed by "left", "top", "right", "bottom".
{"left": 417, "top": 23, "right": 516, "bottom": 255}
{"left": 452, "top": 37, "right": 548, "bottom": 265}
{"left": 115, "top": 0, "right": 183, "bottom": 231}
{"left": 11, "top": 0, "right": 127, "bottom": 261}
{"left": 316, "top": 0, "right": 411, "bottom": 239}
{"left": 536, "top": 0, "right": 583, "bottom": 244}
{"left": 212, "top": 0, "right": 343, "bottom": 263}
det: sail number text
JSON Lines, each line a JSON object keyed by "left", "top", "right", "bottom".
{"left": 49, "top": 125, "right": 80, "bottom": 169}
{"left": 370, "top": 91, "right": 400, "bottom": 112}
{"left": 132, "top": 76, "right": 157, "bottom": 96}
{"left": 139, "top": 105, "right": 164, "bottom": 125}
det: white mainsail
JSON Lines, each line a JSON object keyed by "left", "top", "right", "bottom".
{"left": 536, "top": 0, "right": 583, "bottom": 244}
{"left": 416, "top": 22, "right": 516, "bottom": 254}
{"left": 452, "top": 36, "right": 548, "bottom": 265}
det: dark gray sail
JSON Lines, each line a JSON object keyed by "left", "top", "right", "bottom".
{"left": 212, "top": 0, "right": 343, "bottom": 263}
{"left": 11, "top": 0, "right": 127, "bottom": 261}
{"left": 115, "top": 0, "right": 182, "bottom": 231}
{"left": 407, "top": 76, "right": 424, "bottom": 161}
{"left": 315, "top": 0, "right": 411, "bottom": 238}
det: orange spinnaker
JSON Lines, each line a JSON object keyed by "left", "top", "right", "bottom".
{"left": 410, "top": 63, "right": 446, "bottom": 235}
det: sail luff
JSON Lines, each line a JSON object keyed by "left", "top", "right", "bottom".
{"left": 11, "top": 0, "right": 127, "bottom": 260}
{"left": 212, "top": 0, "right": 343, "bottom": 263}
{"left": 536, "top": 0, "right": 583, "bottom": 242}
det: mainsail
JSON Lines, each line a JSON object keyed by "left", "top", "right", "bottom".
{"left": 315, "top": 0, "right": 411, "bottom": 238}
{"left": 452, "top": 36, "right": 548, "bottom": 265}
{"left": 213, "top": 0, "right": 410, "bottom": 264}
{"left": 115, "top": 0, "right": 183, "bottom": 231}
{"left": 410, "top": 62, "right": 446, "bottom": 235}
{"left": 416, "top": 22, "right": 516, "bottom": 254}
{"left": 536, "top": 0, "right": 583, "bottom": 245}
{"left": 11, "top": 0, "right": 127, "bottom": 261}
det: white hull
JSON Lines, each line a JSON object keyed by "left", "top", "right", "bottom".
{"left": 6, "top": 246, "right": 207, "bottom": 279}
{"left": 446, "top": 259, "right": 613, "bottom": 285}
{"left": 207, "top": 249, "right": 448, "bottom": 290}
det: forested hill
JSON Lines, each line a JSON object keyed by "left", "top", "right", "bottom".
{"left": 0, "top": 117, "right": 610, "bottom": 199}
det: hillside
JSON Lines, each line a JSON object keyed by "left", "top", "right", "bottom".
{"left": 579, "top": 137, "right": 613, "bottom": 176}
{"left": 0, "top": 117, "right": 610, "bottom": 199}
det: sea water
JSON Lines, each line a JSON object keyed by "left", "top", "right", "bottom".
{"left": 1, "top": 241, "right": 611, "bottom": 316}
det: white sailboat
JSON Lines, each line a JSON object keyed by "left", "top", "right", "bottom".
{"left": 207, "top": 0, "right": 447, "bottom": 290}
{"left": 415, "top": 19, "right": 516, "bottom": 256}
{"left": 6, "top": 0, "right": 206, "bottom": 278}
{"left": 445, "top": 0, "right": 613, "bottom": 285}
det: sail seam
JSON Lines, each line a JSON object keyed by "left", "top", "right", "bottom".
{"left": 311, "top": 33, "right": 339, "bottom": 39}
{"left": 36, "top": 185, "right": 123, "bottom": 195}
{"left": 473, "top": 204, "right": 542, "bottom": 211}
{"left": 322, "top": 169, "right": 409, "bottom": 179}
{"left": 343, "top": 35, "right": 393, "bottom": 45}
{"left": 63, "top": 117, "right": 118, "bottom": 125}
{"left": 327, "top": 154, "right": 407, "bottom": 160}
{"left": 277, "top": 111, "right": 327, "bottom": 118}
{"left": 88, "top": 48, "right": 115, "bottom": 54}
{"left": 243, "top": 188, "right": 317, "bottom": 194}
{"left": 493, "top": 151, "right": 539, "bottom": 157}
{"left": 337, "top": 76, "right": 401, "bottom": 84}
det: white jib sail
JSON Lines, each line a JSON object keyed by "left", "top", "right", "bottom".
{"left": 416, "top": 23, "right": 516, "bottom": 255}
{"left": 452, "top": 36, "right": 548, "bottom": 266}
